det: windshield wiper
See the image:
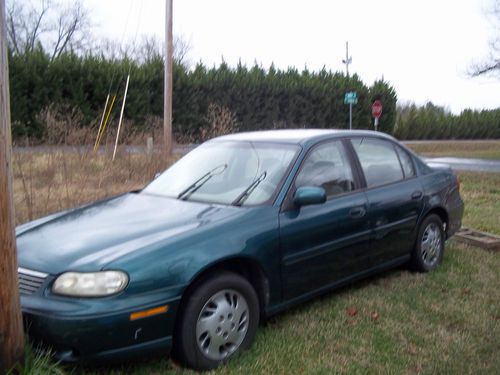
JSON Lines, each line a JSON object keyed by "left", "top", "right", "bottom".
{"left": 232, "top": 171, "right": 267, "bottom": 206}
{"left": 177, "top": 164, "right": 227, "bottom": 201}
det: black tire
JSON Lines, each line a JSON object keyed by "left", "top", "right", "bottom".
{"left": 173, "top": 272, "right": 259, "bottom": 371}
{"left": 411, "top": 214, "right": 445, "bottom": 272}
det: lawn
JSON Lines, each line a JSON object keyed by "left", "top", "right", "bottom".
{"left": 405, "top": 140, "right": 500, "bottom": 160}
{"left": 11, "top": 151, "right": 500, "bottom": 375}
{"left": 457, "top": 171, "right": 500, "bottom": 235}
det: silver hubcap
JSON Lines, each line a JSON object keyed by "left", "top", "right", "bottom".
{"left": 196, "top": 289, "right": 249, "bottom": 361}
{"left": 421, "top": 222, "right": 442, "bottom": 266}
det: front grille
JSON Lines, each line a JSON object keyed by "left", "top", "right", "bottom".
{"left": 18, "top": 267, "right": 48, "bottom": 295}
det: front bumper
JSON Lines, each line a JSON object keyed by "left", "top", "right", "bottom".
{"left": 21, "top": 289, "right": 182, "bottom": 362}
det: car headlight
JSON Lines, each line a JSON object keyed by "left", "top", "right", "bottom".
{"left": 52, "top": 271, "right": 128, "bottom": 297}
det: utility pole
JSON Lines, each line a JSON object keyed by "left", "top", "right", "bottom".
{"left": 0, "top": 0, "right": 25, "bottom": 371}
{"left": 342, "top": 41, "right": 352, "bottom": 78}
{"left": 164, "top": 0, "right": 173, "bottom": 157}
{"left": 342, "top": 41, "right": 353, "bottom": 129}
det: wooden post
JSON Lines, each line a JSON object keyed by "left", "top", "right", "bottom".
{"left": 164, "top": 0, "right": 173, "bottom": 157}
{"left": 0, "top": 0, "right": 25, "bottom": 372}
{"left": 146, "top": 136, "right": 154, "bottom": 160}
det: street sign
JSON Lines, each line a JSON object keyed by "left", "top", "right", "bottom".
{"left": 344, "top": 91, "right": 358, "bottom": 105}
{"left": 372, "top": 100, "right": 383, "bottom": 119}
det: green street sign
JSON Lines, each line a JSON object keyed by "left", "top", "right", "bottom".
{"left": 344, "top": 91, "right": 358, "bottom": 105}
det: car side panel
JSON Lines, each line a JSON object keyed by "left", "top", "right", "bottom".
{"left": 364, "top": 178, "right": 424, "bottom": 266}
{"left": 418, "top": 170, "right": 464, "bottom": 237}
{"left": 279, "top": 191, "right": 371, "bottom": 300}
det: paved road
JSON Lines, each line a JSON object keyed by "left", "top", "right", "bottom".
{"left": 13, "top": 144, "right": 196, "bottom": 155}
{"left": 424, "top": 157, "right": 500, "bottom": 173}
{"left": 404, "top": 140, "right": 499, "bottom": 144}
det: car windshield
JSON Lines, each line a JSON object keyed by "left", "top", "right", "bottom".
{"left": 142, "top": 141, "right": 300, "bottom": 206}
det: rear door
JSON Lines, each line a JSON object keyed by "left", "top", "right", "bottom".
{"left": 349, "top": 138, "right": 424, "bottom": 266}
{"left": 279, "top": 139, "right": 371, "bottom": 300}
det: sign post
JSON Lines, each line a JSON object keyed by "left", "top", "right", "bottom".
{"left": 344, "top": 92, "right": 358, "bottom": 130}
{"left": 371, "top": 100, "right": 383, "bottom": 132}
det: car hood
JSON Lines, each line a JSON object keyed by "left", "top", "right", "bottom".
{"left": 16, "top": 192, "right": 241, "bottom": 274}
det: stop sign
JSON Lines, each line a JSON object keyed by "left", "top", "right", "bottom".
{"left": 372, "top": 100, "right": 383, "bottom": 119}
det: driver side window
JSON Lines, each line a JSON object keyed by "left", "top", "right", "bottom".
{"left": 295, "top": 140, "right": 355, "bottom": 198}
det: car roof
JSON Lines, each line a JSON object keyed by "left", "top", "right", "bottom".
{"left": 212, "top": 129, "right": 397, "bottom": 146}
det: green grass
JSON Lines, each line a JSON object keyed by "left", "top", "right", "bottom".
{"left": 13, "top": 161, "right": 500, "bottom": 375}
{"left": 457, "top": 171, "right": 500, "bottom": 235}
{"left": 405, "top": 140, "right": 500, "bottom": 160}
{"left": 8, "top": 342, "right": 64, "bottom": 375}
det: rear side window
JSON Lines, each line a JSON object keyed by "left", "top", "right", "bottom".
{"left": 395, "top": 146, "right": 416, "bottom": 178}
{"left": 295, "top": 140, "right": 355, "bottom": 197}
{"left": 352, "top": 138, "right": 404, "bottom": 188}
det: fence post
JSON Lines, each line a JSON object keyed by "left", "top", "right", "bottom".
{"left": 146, "top": 136, "right": 154, "bottom": 160}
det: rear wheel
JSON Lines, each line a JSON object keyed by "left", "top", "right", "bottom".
{"left": 411, "top": 214, "right": 445, "bottom": 272}
{"left": 174, "top": 272, "right": 259, "bottom": 371}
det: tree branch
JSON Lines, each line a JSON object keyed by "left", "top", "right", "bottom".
{"left": 470, "top": 0, "right": 500, "bottom": 77}
{"left": 27, "top": 0, "right": 50, "bottom": 53}
{"left": 6, "top": 3, "right": 20, "bottom": 54}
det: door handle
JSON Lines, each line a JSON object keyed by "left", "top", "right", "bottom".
{"left": 349, "top": 207, "right": 366, "bottom": 218}
{"left": 411, "top": 191, "right": 423, "bottom": 200}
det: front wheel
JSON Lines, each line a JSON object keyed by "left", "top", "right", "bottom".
{"left": 411, "top": 214, "right": 445, "bottom": 272}
{"left": 174, "top": 272, "right": 259, "bottom": 371}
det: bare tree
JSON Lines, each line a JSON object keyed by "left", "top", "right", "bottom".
{"left": 49, "top": 1, "right": 90, "bottom": 60}
{"left": 6, "top": 0, "right": 50, "bottom": 55}
{"left": 470, "top": 0, "right": 500, "bottom": 77}
{"left": 6, "top": 0, "right": 91, "bottom": 59}
{"left": 6, "top": 0, "right": 192, "bottom": 65}
{"left": 173, "top": 34, "right": 192, "bottom": 68}
{"left": 138, "top": 35, "right": 162, "bottom": 63}
{"left": 94, "top": 34, "right": 192, "bottom": 67}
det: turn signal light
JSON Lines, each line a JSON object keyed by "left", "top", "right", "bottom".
{"left": 130, "top": 305, "right": 169, "bottom": 321}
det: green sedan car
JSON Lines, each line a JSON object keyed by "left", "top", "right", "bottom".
{"left": 17, "top": 129, "right": 463, "bottom": 370}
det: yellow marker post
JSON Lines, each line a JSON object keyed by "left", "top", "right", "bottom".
{"left": 94, "top": 94, "right": 117, "bottom": 151}
{"left": 94, "top": 94, "right": 110, "bottom": 151}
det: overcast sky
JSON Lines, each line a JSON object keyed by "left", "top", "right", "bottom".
{"left": 84, "top": 0, "right": 499, "bottom": 113}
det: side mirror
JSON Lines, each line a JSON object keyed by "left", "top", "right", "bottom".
{"left": 293, "top": 186, "right": 326, "bottom": 206}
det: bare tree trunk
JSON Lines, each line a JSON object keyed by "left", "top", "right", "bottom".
{"left": 0, "top": 0, "right": 25, "bottom": 372}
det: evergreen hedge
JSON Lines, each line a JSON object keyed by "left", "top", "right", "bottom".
{"left": 394, "top": 102, "right": 500, "bottom": 140}
{"left": 8, "top": 50, "right": 396, "bottom": 141}
{"left": 8, "top": 50, "right": 499, "bottom": 141}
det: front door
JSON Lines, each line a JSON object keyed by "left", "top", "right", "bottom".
{"left": 279, "top": 140, "right": 370, "bottom": 300}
